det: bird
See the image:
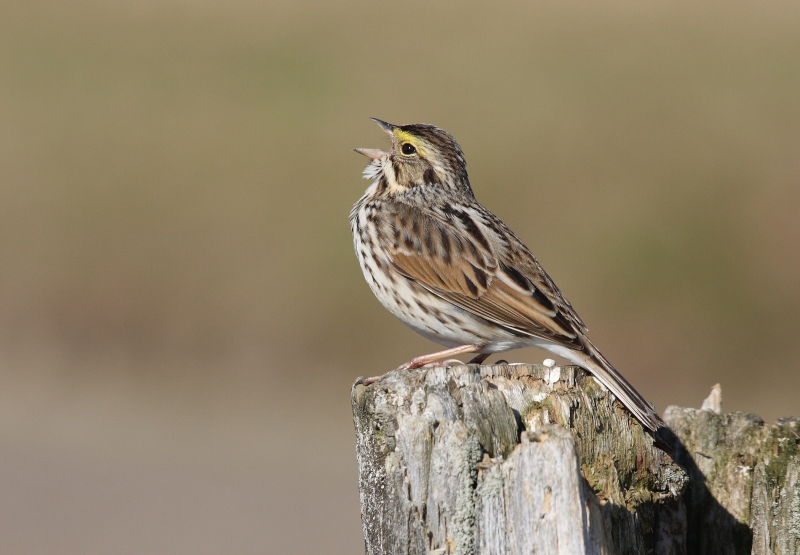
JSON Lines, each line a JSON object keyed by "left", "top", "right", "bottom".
{"left": 350, "top": 118, "right": 665, "bottom": 432}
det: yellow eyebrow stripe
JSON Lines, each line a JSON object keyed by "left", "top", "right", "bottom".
{"left": 393, "top": 130, "right": 425, "bottom": 154}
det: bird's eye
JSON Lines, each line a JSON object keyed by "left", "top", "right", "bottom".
{"left": 401, "top": 143, "right": 417, "bottom": 155}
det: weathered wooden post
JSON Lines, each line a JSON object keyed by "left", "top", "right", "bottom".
{"left": 351, "top": 363, "right": 800, "bottom": 555}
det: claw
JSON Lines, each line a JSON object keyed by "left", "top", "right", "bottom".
{"left": 356, "top": 375, "right": 382, "bottom": 386}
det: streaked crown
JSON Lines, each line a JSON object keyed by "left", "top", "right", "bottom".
{"left": 362, "top": 119, "right": 473, "bottom": 196}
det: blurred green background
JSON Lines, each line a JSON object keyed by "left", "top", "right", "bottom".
{"left": 1, "top": 0, "right": 799, "bottom": 553}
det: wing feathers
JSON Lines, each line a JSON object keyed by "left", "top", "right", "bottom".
{"left": 387, "top": 203, "right": 583, "bottom": 349}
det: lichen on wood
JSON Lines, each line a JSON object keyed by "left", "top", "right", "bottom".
{"left": 351, "top": 363, "right": 800, "bottom": 555}
{"left": 666, "top": 407, "right": 800, "bottom": 555}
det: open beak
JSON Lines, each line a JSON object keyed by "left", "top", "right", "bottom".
{"left": 354, "top": 148, "right": 389, "bottom": 160}
{"left": 353, "top": 118, "right": 396, "bottom": 159}
{"left": 370, "top": 118, "right": 396, "bottom": 134}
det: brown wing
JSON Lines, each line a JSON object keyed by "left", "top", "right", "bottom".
{"left": 385, "top": 202, "right": 585, "bottom": 350}
{"left": 385, "top": 202, "right": 669, "bottom": 432}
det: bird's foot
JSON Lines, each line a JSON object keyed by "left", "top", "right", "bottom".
{"left": 355, "top": 374, "right": 383, "bottom": 386}
{"left": 419, "top": 358, "right": 467, "bottom": 368}
{"left": 394, "top": 344, "right": 485, "bottom": 372}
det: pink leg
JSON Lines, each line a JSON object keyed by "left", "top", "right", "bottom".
{"left": 396, "top": 344, "right": 486, "bottom": 371}
{"left": 356, "top": 344, "right": 485, "bottom": 386}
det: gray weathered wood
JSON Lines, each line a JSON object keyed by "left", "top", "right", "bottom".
{"left": 666, "top": 406, "right": 800, "bottom": 555}
{"left": 474, "top": 425, "right": 590, "bottom": 554}
{"left": 352, "top": 363, "right": 800, "bottom": 555}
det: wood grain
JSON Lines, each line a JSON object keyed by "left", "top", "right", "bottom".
{"left": 352, "top": 364, "right": 799, "bottom": 554}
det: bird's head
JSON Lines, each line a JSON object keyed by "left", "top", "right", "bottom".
{"left": 355, "top": 119, "right": 471, "bottom": 196}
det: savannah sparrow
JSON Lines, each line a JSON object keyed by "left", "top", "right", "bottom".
{"left": 351, "top": 118, "right": 664, "bottom": 432}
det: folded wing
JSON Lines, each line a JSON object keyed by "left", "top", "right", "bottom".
{"left": 386, "top": 203, "right": 585, "bottom": 352}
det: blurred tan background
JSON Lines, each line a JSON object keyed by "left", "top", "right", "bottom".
{"left": 1, "top": 0, "right": 799, "bottom": 553}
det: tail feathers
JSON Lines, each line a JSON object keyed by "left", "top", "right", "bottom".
{"left": 567, "top": 343, "right": 665, "bottom": 432}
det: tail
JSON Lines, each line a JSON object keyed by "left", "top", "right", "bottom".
{"left": 559, "top": 338, "right": 666, "bottom": 432}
